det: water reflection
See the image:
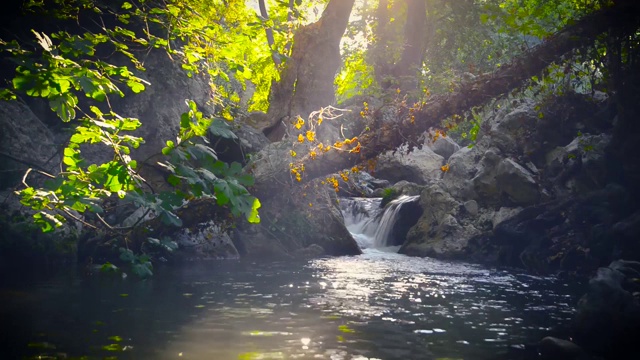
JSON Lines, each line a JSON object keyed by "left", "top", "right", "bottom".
{"left": 0, "top": 251, "right": 581, "bottom": 360}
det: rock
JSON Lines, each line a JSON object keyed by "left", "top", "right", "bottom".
{"left": 375, "top": 144, "right": 444, "bottom": 185}
{"left": 441, "top": 146, "right": 481, "bottom": 200}
{"left": 495, "top": 158, "right": 540, "bottom": 206}
{"left": 486, "top": 99, "right": 537, "bottom": 154}
{"left": 0, "top": 100, "right": 59, "bottom": 189}
{"left": 390, "top": 180, "right": 423, "bottom": 196}
{"left": 613, "top": 212, "right": 640, "bottom": 260}
{"left": 546, "top": 133, "right": 612, "bottom": 195}
{"left": 427, "top": 135, "right": 460, "bottom": 160}
{"left": 400, "top": 184, "right": 480, "bottom": 258}
{"left": 491, "top": 207, "right": 523, "bottom": 229}
{"left": 337, "top": 171, "right": 390, "bottom": 197}
{"left": 538, "top": 337, "right": 586, "bottom": 360}
{"left": 463, "top": 200, "right": 479, "bottom": 217}
{"left": 293, "top": 244, "right": 325, "bottom": 258}
{"left": 174, "top": 220, "right": 240, "bottom": 260}
{"left": 212, "top": 120, "right": 270, "bottom": 164}
{"left": 387, "top": 196, "right": 423, "bottom": 247}
{"left": 574, "top": 261, "right": 640, "bottom": 357}
{"left": 470, "top": 149, "right": 502, "bottom": 203}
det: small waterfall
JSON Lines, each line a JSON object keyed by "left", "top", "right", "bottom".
{"left": 340, "top": 195, "right": 420, "bottom": 249}
{"left": 339, "top": 197, "right": 382, "bottom": 248}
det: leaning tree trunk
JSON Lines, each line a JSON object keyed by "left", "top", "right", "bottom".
{"left": 250, "top": 0, "right": 640, "bottom": 197}
{"left": 264, "top": 0, "right": 356, "bottom": 141}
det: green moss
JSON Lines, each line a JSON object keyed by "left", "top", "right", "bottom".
{"left": 380, "top": 187, "right": 399, "bottom": 207}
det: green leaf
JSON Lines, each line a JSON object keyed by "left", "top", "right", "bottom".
{"left": 213, "top": 180, "right": 231, "bottom": 206}
{"left": 119, "top": 248, "right": 136, "bottom": 263}
{"left": 49, "top": 93, "right": 78, "bottom": 122}
{"left": 126, "top": 79, "right": 145, "bottom": 93}
{"left": 209, "top": 119, "right": 238, "bottom": 139}
{"left": 132, "top": 262, "right": 153, "bottom": 278}
{"left": 159, "top": 210, "right": 182, "bottom": 227}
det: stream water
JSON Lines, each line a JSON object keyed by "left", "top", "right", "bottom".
{"left": 0, "top": 197, "right": 583, "bottom": 360}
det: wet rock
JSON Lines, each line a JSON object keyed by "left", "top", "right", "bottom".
{"left": 390, "top": 180, "right": 423, "bottom": 197}
{"left": 175, "top": 220, "right": 240, "bottom": 260}
{"left": 400, "top": 184, "right": 480, "bottom": 258}
{"left": 293, "top": 244, "right": 325, "bottom": 258}
{"left": 338, "top": 171, "right": 390, "bottom": 197}
{"left": 538, "top": 336, "right": 586, "bottom": 360}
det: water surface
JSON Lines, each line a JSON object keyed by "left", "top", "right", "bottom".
{"left": 1, "top": 249, "right": 581, "bottom": 360}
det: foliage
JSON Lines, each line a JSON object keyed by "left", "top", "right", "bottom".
{"left": 335, "top": 50, "right": 380, "bottom": 104}
{"left": 0, "top": 1, "right": 274, "bottom": 276}
{"left": 380, "top": 187, "right": 398, "bottom": 208}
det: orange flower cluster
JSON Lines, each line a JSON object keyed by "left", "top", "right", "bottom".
{"left": 360, "top": 101, "right": 369, "bottom": 118}
{"left": 306, "top": 130, "right": 315, "bottom": 142}
{"left": 290, "top": 163, "right": 305, "bottom": 182}
{"left": 432, "top": 129, "right": 447, "bottom": 142}
{"left": 441, "top": 164, "right": 450, "bottom": 172}
{"left": 326, "top": 176, "right": 339, "bottom": 192}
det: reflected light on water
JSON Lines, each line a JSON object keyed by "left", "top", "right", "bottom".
{"left": 1, "top": 250, "right": 581, "bottom": 360}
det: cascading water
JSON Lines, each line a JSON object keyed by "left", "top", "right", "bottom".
{"left": 340, "top": 195, "right": 420, "bottom": 249}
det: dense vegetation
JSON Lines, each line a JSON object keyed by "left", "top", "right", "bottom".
{"left": 1, "top": 0, "right": 638, "bottom": 276}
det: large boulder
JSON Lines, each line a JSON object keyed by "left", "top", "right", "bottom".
{"left": 0, "top": 100, "right": 60, "bottom": 189}
{"left": 375, "top": 144, "right": 445, "bottom": 185}
{"left": 441, "top": 146, "right": 482, "bottom": 200}
{"left": 174, "top": 220, "right": 240, "bottom": 260}
{"left": 495, "top": 158, "right": 540, "bottom": 206}
{"left": 400, "top": 184, "right": 480, "bottom": 258}
{"left": 546, "top": 133, "right": 612, "bottom": 195}
{"left": 240, "top": 140, "right": 362, "bottom": 258}
{"left": 426, "top": 134, "right": 461, "bottom": 161}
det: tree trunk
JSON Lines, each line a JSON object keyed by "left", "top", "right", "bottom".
{"left": 264, "top": 0, "right": 356, "bottom": 141}
{"left": 251, "top": 0, "right": 640, "bottom": 196}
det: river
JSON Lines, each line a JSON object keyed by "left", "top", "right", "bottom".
{"left": 0, "top": 198, "right": 583, "bottom": 360}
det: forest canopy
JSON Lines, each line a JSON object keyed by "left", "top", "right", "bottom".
{"left": 1, "top": 0, "right": 638, "bottom": 275}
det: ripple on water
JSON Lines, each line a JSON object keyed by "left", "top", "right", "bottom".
{"left": 1, "top": 249, "right": 581, "bottom": 360}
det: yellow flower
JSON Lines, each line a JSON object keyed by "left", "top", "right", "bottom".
{"left": 306, "top": 130, "right": 315, "bottom": 142}
{"left": 298, "top": 134, "right": 304, "bottom": 143}
{"left": 310, "top": 150, "right": 317, "bottom": 160}
{"left": 308, "top": 203, "right": 313, "bottom": 207}
{"left": 441, "top": 164, "right": 450, "bottom": 172}
{"left": 294, "top": 116, "right": 304, "bottom": 130}
{"left": 290, "top": 150, "right": 297, "bottom": 157}
{"left": 317, "top": 117, "right": 323, "bottom": 125}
